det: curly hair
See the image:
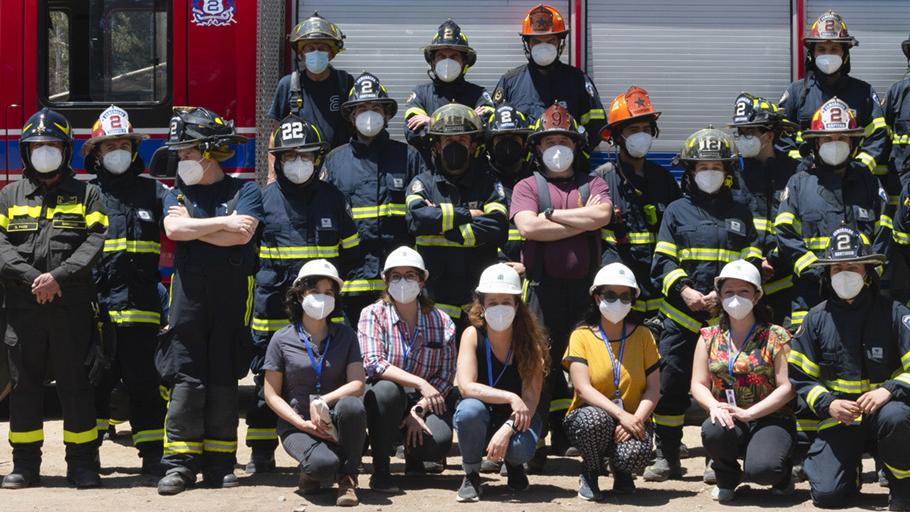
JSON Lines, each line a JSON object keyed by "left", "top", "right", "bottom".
{"left": 467, "top": 295, "right": 550, "bottom": 381}
{"left": 285, "top": 276, "right": 342, "bottom": 322}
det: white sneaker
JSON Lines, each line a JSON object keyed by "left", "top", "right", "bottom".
{"left": 711, "top": 485, "right": 735, "bottom": 502}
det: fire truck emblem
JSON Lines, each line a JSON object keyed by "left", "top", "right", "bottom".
{"left": 191, "top": 0, "right": 237, "bottom": 27}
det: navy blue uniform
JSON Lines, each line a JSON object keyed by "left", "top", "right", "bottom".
{"left": 268, "top": 68, "right": 356, "bottom": 150}
{"left": 404, "top": 80, "right": 493, "bottom": 162}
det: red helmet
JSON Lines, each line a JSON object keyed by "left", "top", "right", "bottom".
{"left": 801, "top": 97, "right": 864, "bottom": 139}
{"left": 803, "top": 10, "right": 857, "bottom": 48}
{"left": 519, "top": 4, "right": 569, "bottom": 38}
{"left": 527, "top": 103, "right": 585, "bottom": 146}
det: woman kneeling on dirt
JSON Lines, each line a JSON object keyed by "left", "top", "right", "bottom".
{"left": 263, "top": 260, "right": 367, "bottom": 507}
{"left": 452, "top": 263, "right": 549, "bottom": 502}
{"left": 564, "top": 263, "right": 661, "bottom": 501}
{"left": 691, "top": 260, "right": 795, "bottom": 503}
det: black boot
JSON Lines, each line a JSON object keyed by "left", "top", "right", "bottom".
{"left": 244, "top": 448, "right": 276, "bottom": 475}
{"left": 158, "top": 472, "right": 190, "bottom": 496}
{"left": 1, "top": 468, "right": 40, "bottom": 489}
{"left": 66, "top": 466, "right": 101, "bottom": 489}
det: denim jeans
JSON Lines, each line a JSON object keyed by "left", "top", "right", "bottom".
{"left": 453, "top": 397, "right": 541, "bottom": 474}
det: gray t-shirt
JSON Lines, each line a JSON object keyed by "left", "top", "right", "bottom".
{"left": 263, "top": 322, "right": 362, "bottom": 436}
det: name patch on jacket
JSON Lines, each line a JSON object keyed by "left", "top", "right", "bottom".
{"left": 725, "top": 218, "right": 746, "bottom": 236}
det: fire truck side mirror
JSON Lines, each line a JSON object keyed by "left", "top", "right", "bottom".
{"left": 149, "top": 146, "right": 177, "bottom": 178}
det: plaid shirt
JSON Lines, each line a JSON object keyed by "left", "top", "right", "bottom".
{"left": 357, "top": 300, "right": 456, "bottom": 396}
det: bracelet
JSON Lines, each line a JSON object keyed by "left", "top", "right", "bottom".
{"left": 504, "top": 419, "right": 518, "bottom": 432}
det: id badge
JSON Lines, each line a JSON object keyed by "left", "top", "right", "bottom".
{"left": 612, "top": 398, "right": 624, "bottom": 409}
{"left": 724, "top": 389, "right": 737, "bottom": 407}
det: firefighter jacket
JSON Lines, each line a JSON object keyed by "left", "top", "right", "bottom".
{"left": 322, "top": 131, "right": 425, "bottom": 296}
{"left": 404, "top": 79, "right": 493, "bottom": 159}
{"left": 0, "top": 171, "right": 108, "bottom": 308}
{"left": 884, "top": 77, "right": 910, "bottom": 188}
{"left": 597, "top": 158, "right": 681, "bottom": 315}
{"left": 779, "top": 73, "right": 888, "bottom": 177}
{"left": 490, "top": 159, "right": 532, "bottom": 264}
{"left": 652, "top": 188, "right": 762, "bottom": 333}
{"left": 405, "top": 162, "right": 508, "bottom": 319}
{"left": 92, "top": 170, "right": 166, "bottom": 326}
{"left": 774, "top": 159, "right": 888, "bottom": 323}
{"left": 492, "top": 61, "right": 606, "bottom": 149}
{"left": 251, "top": 176, "right": 360, "bottom": 344}
{"left": 789, "top": 288, "right": 910, "bottom": 430}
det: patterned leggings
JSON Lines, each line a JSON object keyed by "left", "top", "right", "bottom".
{"left": 564, "top": 405, "right": 654, "bottom": 475}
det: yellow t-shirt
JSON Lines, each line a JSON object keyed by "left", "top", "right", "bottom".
{"left": 562, "top": 324, "right": 661, "bottom": 414}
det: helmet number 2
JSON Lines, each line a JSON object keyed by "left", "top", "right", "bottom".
{"left": 499, "top": 110, "right": 512, "bottom": 124}
{"left": 835, "top": 233, "right": 852, "bottom": 251}
{"left": 734, "top": 102, "right": 748, "bottom": 117}
{"left": 281, "top": 121, "right": 304, "bottom": 140}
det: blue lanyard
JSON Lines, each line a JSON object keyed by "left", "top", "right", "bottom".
{"left": 400, "top": 321, "right": 421, "bottom": 370}
{"left": 485, "top": 337, "right": 513, "bottom": 388}
{"left": 598, "top": 323, "right": 627, "bottom": 400}
{"left": 298, "top": 323, "right": 331, "bottom": 394}
{"left": 727, "top": 322, "right": 757, "bottom": 378}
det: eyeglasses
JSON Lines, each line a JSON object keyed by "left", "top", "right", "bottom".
{"left": 388, "top": 273, "right": 421, "bottom": 283}
{"left": 600, "top": 291, "right": 633, "bottom": 305}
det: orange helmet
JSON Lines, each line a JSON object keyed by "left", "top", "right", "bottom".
{"left": 601, "top": 86, "right": 661, "bottom": 141}
{"left": 527, "top": 103, "right": 585, "bottom": 146}
{"left": 803, "top": 10, "right": 857, "bottom": 48}
{"left": 801, "top": 97, "right": 864, "bottom": 139}
{"left": 520, "top": 5, "right": 569, "bottom": 38}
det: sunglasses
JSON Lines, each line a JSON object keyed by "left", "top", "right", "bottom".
{"left": 599, "top": 291, "right": 633, "bottom": 305}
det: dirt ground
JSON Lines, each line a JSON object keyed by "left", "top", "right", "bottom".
{"left": 0, "top": 417, "right": 890, "bottom": 512}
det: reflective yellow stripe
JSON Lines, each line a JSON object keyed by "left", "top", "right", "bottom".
{"left": 790, "top": 310, "right": 808, "bottom": 326}
{"left": 794, "top": 251, "right": 818, "bottom": 276}
{"left": 579, "top": 109, "right": 605, "bottom": 125}
{"left": 885, "top": 462, "right": 910, "bottom": 480}
{"left": 203, "top": 439, "right": 238, "bottom": 453}
{"left": 895, "top": 230, "right": 910, "bottom": 246}
{"left": 508, "top": 228, "right": 524, "bottom": 242}
{"left": 436, "top": 302, "right": 464, "bottom": 319}
{"left": 9, "top": 429, "right": 44, "bottom": 444}
{"left": 416, "top": 235, "right": 473, "bottom": 248}
{"left": 774, "top": 211, "right": 800, "bottom": 232}
{"left": 109, "top": 309, "right": 161, "bottom": 325}
{"left": 603, "top": 229, "right": 656, "bottom": 245}
{"left": 894, "top": 133, "right": 910, "bottom": 145}
{"left": 795, "top": 132, "right": 804, "bottom": 143}
{"left": 483, "top": 202, "right": 507, "bottom": 216}
{"left": 824, "top": 378, "right": 872, "bottom": 394}
{"left": 245, "top": 275, "right": 254, "bottom": 327}
{"left": 63, "top": 429, "right": 98, "bottom": 445}
{"left": 251, "top": 317, "right": 288, "bottom": 333}
{"left": 96, "top": 418, "right": 110, "bottom": 430}
{"left": 404, "top": 107, "right": 428, "bottom": 119}
{"left": 652, "top": 414, "right": 685, "bottom": 428}
{"left": 661, "top": 268, "right": 688, "bottom": 296}
{"left": 632, "top": 297, "right": 663, "bottom": 314}
{"left": 246, "top": 428, "right": 279, "bottom": 441}
{"left": 753, "top": 217, "right": 773, "bottom": 234}
{"left": 48, "top": 203, "right": 85, "bottom": 217}
{"left": 879, "top": 214, "right": 894, "bottom": 231}
{"left": 459, "top": 224, "right": 476, "bottom": 247}
{"left": 341, "top": 279, "right": 385, "bottom": 294}
{"left": 787, "top": 149, "right": 802, "bottom": 160}
{"left": 132, "top": 429, "right": 165, "bottom": 445}
{"left": 805, "top": 237, "right": 829, "bottom": 251}
{"left": 741, "top": 246, "right": 762, "bottom": 260}
{"left": 86, "top": 211, "right": 109, "bottom": 227}
{"left": 788, "top": 349, "right": 821, "bottom": 378}
{"left": 164, "top": 440, "right": 203, "bottom": 455}
{"left": 856, "top": 151, "right": 876, "bottom": 173}
{"left": 350, "top": 203, "right": 406, "bottom": 219}
{"left": 259, "top": 245, "right": 340, "bottom": 259}
{"left": 8, "top": 205, "right": 42, "bottom": 218}
{"left": 548, "top": 398, "right": 572, "bottom": 412}
{"left": 764, "top": 275, "right": 794, "bottom": 296}
{"left": 864, "top": 116, "right": 886, "bottom": 138}
{"left": 654, "top": 241, "right": 677, "bottom": 258}
{"left": 806, "top": 385, "right": 829, "bottom": 414}
{"left": 0, "top": 214, "right": 8, "bottom": 230}
{"left": 440, "top": 203, "right": 455, "bottom": 232}
{"left": 340, "top": 233, "right": 360, "bottom": 249}
{"left": 103, "top": 238, "right": 161, "bottom": 254}
{"left": 902, "top": 350, "right": 910, "bottom": 371}
{"left": 796, "top": 419, "right": 819, "bottom": 432}
{"left": 601, "top": 229, "right": 617, "bottom": 244}
{"left": 659, "top": 300, "right": 701, "bottom": 333}
{"left": 677, "top": 247, "right": 740, "bottom": 262}
{"left": 818, "top": 417, "right": 861, "bottom": 430}
{"left": 406, "top": 194, "right": 424, "bottom": 206}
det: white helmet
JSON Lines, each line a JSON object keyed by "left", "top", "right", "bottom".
{"left": 475, "top": 263, "right": 522, "bottom": 295}
{"left": 382, "top": 246, "right": 429, "bottom": 280}
{"left": 294, "top": 259, "right": 344, "bottom": 288}
{"left": 714, "top": 260, "right": 763, "bottom": 299}
{"left": 589, "top": 262, "right": 640, "bottom": 296}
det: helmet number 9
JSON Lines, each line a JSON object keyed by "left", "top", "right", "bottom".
{"left": 282, "top": 121, "right": 304, "bottom": 140}
{"left": 835, "top": 233, "right": 852, "bottom": 251}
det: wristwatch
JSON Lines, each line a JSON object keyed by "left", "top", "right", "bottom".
{"left": 544, "top": 207, "right": 555, "bottom": 219}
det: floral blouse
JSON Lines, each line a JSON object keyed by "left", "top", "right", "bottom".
{"left": 701, "top": 323, "right": 791, "bottom": 414}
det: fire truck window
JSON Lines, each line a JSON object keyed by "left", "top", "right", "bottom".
{"left": 42, "top": 0, "right": 169, "bottom": 105}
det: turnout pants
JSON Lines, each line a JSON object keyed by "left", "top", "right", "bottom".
{"left": 5, "top": 303, "right": 98, "bottom": 474}
{"left": 156, "top": 264, "right": 254, "bottom": 482}
{"left": 653, "top": 317, "right": 699, "bottom": 458}
{"left": 94, "top": 325, "right": 166, "bottom": 459}
{"left": 805, "top": 401, "right": 910, "bottom": 508}
{"left": 244, "top": 371, "right": 279, "bottom": 454}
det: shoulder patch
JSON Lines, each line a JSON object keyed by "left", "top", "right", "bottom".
{"left": 778, "top": 89, "right": 789, "bottom": 105}
{"left": 902, "top": 314, "right": 910, "bottom": 330}
{"left": 406, "top": 91, "right": 417, "bottom": 105}
{"left": 494, "top": 181, "right": 505, "bottom": 198}
{"left": 585, "top": 81, "right": 595, "bottom": 98}
{"left": 410, "top": 180, "right": 424, "bottom": 194}
{"left": 780, "top": 186, "right": 789, "bottom": 202}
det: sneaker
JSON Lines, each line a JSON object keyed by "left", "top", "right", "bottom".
{"left": 335, "top": 474, "right": 359, "bottom": 507}
{"left": 244, "top": 450, "right": 276, "bottom": 474}
{"left": 792, "top": 463, "right": 806, "bottom": 483}
{"left": 505, "top": 463, "right": 529, "bottom": 491}
{"left": 157, "top": 473, "right": 189, "bottom": 496}
{"left": 564, "top": 446, "right": 581, "bottom": 457}
{"left": 612, "top": 470, "right": 636, "bottom": 495}
{"left": 577, "top": 471, "right": 602, "bottom": 501}
{"left": 480, "top": 459, "right": 502, "bottom": 474}
{"left": 711, "top": 486, "right": 736, "bottom": 502}
{"left": 298, "top": 473, "right": 321, "bottom": 495}
{"left": 66, "top": 467, "right": 101, "bottom": 489}
{"left": 424, "top": 458, "right": 446, "bottom": 474}
{"left": 1, "top": 470, "right": 40, "bottom": 489}
{"left": 456, "top": 472, "right": 482, "bottom": 502}
{"left": 643, "top": 456, "right": 684, "bottom": 482}
{"left": 369, "top": 471, "right": 399, "bottom": 494}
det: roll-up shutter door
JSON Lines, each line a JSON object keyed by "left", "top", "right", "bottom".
{"left": 805, "top": 1, "right": 908, "bottom": 99}
{"left": 585, "top": 0, "right": 793, "bottom": 156}
{"left": 296, "top": 1, "right": 572, "bottom": 142}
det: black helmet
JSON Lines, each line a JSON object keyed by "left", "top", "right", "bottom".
{"left": 727, "top": 92, "right": 798, "bottom": 132}
{"left": 423, "top": 20, "right": 477, "bottom": 67}
{"left": 814, "top": 226, "right": 885, "bottom": 266}
{"left": 902, "top": 33, "right": 910, "bottom": 60}
{"left": 19, "top": 108, "right": 73, "bottom": 175}
{"left": 270, "top": 115, "right": 329, "bottom": 156}
{"left": 289, "top": 12, "right": 345, "bottom": 55}
{"left": 485, "top": 104, "right": 532, "bottom": 142}
{"left": 165, "top": 106, "right": 246, "bottom": 161}
{"left": 340, "top": 72, "right": 398, "bottom": 121}
{"left": 675, "top": 127, "right": 738, "bottom": 168}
